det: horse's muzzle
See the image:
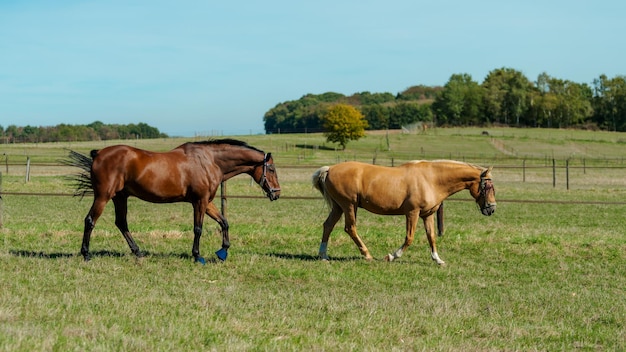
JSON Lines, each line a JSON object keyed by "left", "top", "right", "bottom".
{"left": 267, "top": 189, "right": 281, "bottom": 201}
{"left": 481, "top": 203, "right": 496, "bottom": 216}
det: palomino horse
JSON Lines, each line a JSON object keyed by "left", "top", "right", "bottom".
{"left": 64, "top": 139, "right": 280, "bottom": 263}
{"left": 312, "top": 160, "right": 496, "bottom": 264}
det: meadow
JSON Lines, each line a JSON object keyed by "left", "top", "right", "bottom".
{"left": 0, "top": 127, "right": 625, "bottom": 351}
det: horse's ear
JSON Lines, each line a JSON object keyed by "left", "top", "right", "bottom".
{"left": 482, "top": 166, "right": 493, "bottom": 177}
{"left": 265, "top": 153, "right": 272, "bottom": 162}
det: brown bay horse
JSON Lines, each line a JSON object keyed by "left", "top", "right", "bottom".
{"left": 312, "top": 160, "right": 496, "bottom": 264}
{"left": 64, "top": 139, "right": 280, "bottom": 263}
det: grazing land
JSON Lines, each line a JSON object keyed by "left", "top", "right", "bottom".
{"left": 1, "top": 128, "right": 625, "bottom": 351}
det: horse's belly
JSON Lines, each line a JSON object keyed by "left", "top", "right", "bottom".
{"left": 125, "top": 180, "right": 188, "bottom": 203}
{"left": 359, "top": 198, "right": 405, "bottom": 215}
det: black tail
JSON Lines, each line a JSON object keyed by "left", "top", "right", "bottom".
{"left": 60, "top": 150, "right": 97, "bottom": 198}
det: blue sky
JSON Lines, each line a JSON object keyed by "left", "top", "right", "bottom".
{"left": 1, "top": 0, "right": 624, "bottom": 137}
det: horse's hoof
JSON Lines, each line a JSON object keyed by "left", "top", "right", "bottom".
{"left": 195, "top": 256, "right": 206, "bottom": 265}
{"left": 215, "top": 248, "right": 228, "bottom": 261}
{"left": 383, "top": 254, "right": 393, "bottom": 262}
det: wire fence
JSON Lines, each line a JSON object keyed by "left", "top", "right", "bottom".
{"left": 1, "top": 161, "right": 626, "bottom": 203}
{"left": 2, "top": 159, "right": 626, "bottom": 228}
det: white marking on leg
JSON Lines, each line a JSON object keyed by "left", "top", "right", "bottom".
{"left": 319, "top": 242, "right": 329, "bottom": 260}
{"left": 431, "top": 251, "right": 445, "bottom": 265}
{"left": 386, "top": 247, "right": 403, "bottom": 262}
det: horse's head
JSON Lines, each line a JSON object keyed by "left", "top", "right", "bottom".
{"left": 253, "top": 153, "right": 281, "bottom": 201}
{"left": 474, "top": 166, "right": 496, "bottom": 216}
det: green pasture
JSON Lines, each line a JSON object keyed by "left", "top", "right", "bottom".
{"left": 1, "top": 128, "right": 625, "bottom": 351}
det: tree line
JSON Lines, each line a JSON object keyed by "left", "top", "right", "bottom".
{"left": 0, "top": 121, "right": 168, "bottom": 143}
{"left": 263, "top": 68, "right": 626, "bottom": 133}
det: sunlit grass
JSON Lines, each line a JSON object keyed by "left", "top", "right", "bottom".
{"left": 1, "top": 129, "right": 626, "bottom": 350}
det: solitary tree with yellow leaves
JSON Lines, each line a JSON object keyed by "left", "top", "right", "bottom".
{"left": 321, "top": 104, "right": 368, "bottom": 150}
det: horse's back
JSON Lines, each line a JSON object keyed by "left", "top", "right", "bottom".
{"left": 328, "top": 161, "right": 409, "bottom": 184}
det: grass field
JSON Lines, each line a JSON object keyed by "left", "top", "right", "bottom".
{"left": 1, "top": 128, "right": 625, "bottom": 351}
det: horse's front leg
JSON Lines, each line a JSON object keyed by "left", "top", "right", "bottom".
{"left": 384, "top": 210, "right": 419, "bottom": 262}
{"left": 205, "top": 202, "right": 229, "bottom": 261}
{"left": 423, "top": 215, "right": 445, "bottom": 265}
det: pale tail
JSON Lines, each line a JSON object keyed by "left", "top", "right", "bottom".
{"left": 312, "top": 166, "right": 332, "bottom": 208}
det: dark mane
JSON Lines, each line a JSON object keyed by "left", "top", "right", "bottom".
{"left": 191, "top": 138, "right": 264, "bottom": 153}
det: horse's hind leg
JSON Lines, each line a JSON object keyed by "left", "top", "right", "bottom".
{"left": 112, "top": 195, "right": 143, "bottom": 258}
{"left": 82, "top": 196, "right": 108, "bottom": 261}
{"left": 319, "top": 202, "right": 342, "bottom": 260}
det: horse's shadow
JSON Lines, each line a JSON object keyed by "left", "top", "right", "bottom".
{"left": 266, "top": 252, "right": 363, "bottom": 262}
{"left": 9, "top": 249, "right": 128, "bottom": 259}
{"left": 9, "top": 249, "right": 362, "bottom": 263}
{"left": 10, "top": 250, "right": 77, "bottom": 259}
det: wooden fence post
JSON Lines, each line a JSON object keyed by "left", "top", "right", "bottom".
{"left": 566, "top": 159, "right": 570, "bottom": 190}
{"left": 552, "top": 159, "right": 556, "bottom": 188}
{"left": 25, "top": 157, "right": 31, "bottom": 182}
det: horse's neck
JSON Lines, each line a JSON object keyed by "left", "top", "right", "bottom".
{"left": 435, "top": 164, "right": 480, "bottom": 196}
{"left": 211, "top": 147, "right": 261, "bottom": 180}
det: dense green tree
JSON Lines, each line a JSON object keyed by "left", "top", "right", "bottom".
{"left": 592, "top": 75, "right": 626, "bottom": 131}
{"left": 482, "top": 68, "right": 533, "bottom": 126}
{"left": 397, "top": 85, "right": 442, "bottom": 101}
{"left": 361, "top": 104, "right": 390, "bottom": 130}
{"left": 528, "top": 74, "right": 593, "bottom": 128}
{"left": 263, "top": 93, "right": 347, "bottom": 133}
{"left": 387, "top": 102, "right": 432, "bottom": 129}
{"left": 432, "top": 74, "right": 483, "bottom": 126}
{"left": 348, "top": 91, "right": 395, "bottom": 105}
{"left": 0, "top": 122, "right": 165, "bottom": 143}
{"left": 262, "top": 70, "right": 626, "bottom": 133}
